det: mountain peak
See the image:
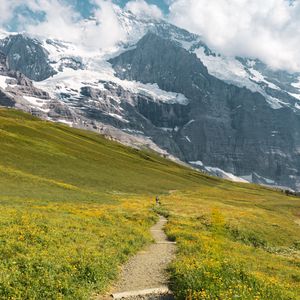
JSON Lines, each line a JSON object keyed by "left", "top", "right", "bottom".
{"left": 1, "top": 15, "right": 300, "bottom": 191}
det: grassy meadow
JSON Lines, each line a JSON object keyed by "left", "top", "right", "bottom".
{"left": 0, "top": 108, "right": 203, "bottom": 299}
{"left": 0, "top": 108, "right": 299, "bottom": 299}
{"left": 162, "top": 185, "right": 300, "bottom": 299}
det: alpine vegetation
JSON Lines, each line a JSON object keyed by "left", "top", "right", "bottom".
{"left": 0, "top": 1, "right": 300, "bottom": 299}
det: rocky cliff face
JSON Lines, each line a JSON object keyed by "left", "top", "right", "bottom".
{"left": 0, "top": 49, "right": 179, "bottom": 161}
{"left": 110, "top": 33, "right": 300, "bottom": 189}
{"left": 0, "top": 34, "right": 56, "bottom": 81}
{"left": 0, "top": 89, "right": 15, "bottom": 107}
{"left": 1, "top": 12, "right": 300, "bottom": 190}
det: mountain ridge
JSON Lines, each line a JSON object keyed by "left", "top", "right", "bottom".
{"left": 0, "top": 11, "right": 300, "bottom": 190}
{"left": 110, "top": 32, "right": 300, "bottom": 190}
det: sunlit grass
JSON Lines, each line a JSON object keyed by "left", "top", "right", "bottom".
{"left": 0, "top": 109, "right": 299, "bottom": 299}
{"left": 0, "top": 108, "right": 204, "bottom": 299}
{"left": 163, "top": 185, "right": 300, "bottom": 299}
{"left": 0, "top": 195, "right": 156, "bottom": 299}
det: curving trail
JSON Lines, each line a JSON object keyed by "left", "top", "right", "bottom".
{"left": 100, "top": 215, "right": 176, "bottom": 299}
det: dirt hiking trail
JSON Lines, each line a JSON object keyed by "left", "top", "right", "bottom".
{"left": 99, "top": 215, "right": 176, "bottom": 300}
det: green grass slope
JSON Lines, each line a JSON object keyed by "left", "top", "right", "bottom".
{"left": 0, "top": 109, "right": 204, "bottom": 198}
{"left": 0, "top": 108, "right": 299, "bottom": 299}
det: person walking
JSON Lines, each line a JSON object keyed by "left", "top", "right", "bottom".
{"left": 156, "top": 195, "right": 160, "bottom": 206}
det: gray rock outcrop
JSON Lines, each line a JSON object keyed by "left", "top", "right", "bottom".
{"left": 0, "top": 34, "right": 56, "bottom": 81}
{"left": 109, "top": 33, "right": 300, "bottom": 189}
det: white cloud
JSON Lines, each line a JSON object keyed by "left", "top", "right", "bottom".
{"left": 0, "top": 0, "right": 19, "bottom": 27}
{"left": 1, "top": 0, "right": 300, "bottom": 72}
{"left": 0, "top": 0, "right": 125, "bottom": 49}
{"left": 86, "top": 0, "right": 126, "bottom": 48}
{"left": 24, "top": 0, "right": 82, "bottom": 42}
{"left": 168, "top": 0, "right": 300, "bottom": 71}
{"left": 125, "top": 0, "right": 163, "bottom": 19}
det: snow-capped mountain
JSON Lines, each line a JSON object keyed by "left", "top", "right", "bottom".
{"left": 0, "top": 10, "right": 300, "bottom": 190}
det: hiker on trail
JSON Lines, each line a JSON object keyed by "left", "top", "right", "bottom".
{"left": 156, "top": 195, "right": 160, "bottom": 206}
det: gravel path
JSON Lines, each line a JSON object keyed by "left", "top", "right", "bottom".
{"left": 98, "top": 215, "right": 176, "bottom": 299}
